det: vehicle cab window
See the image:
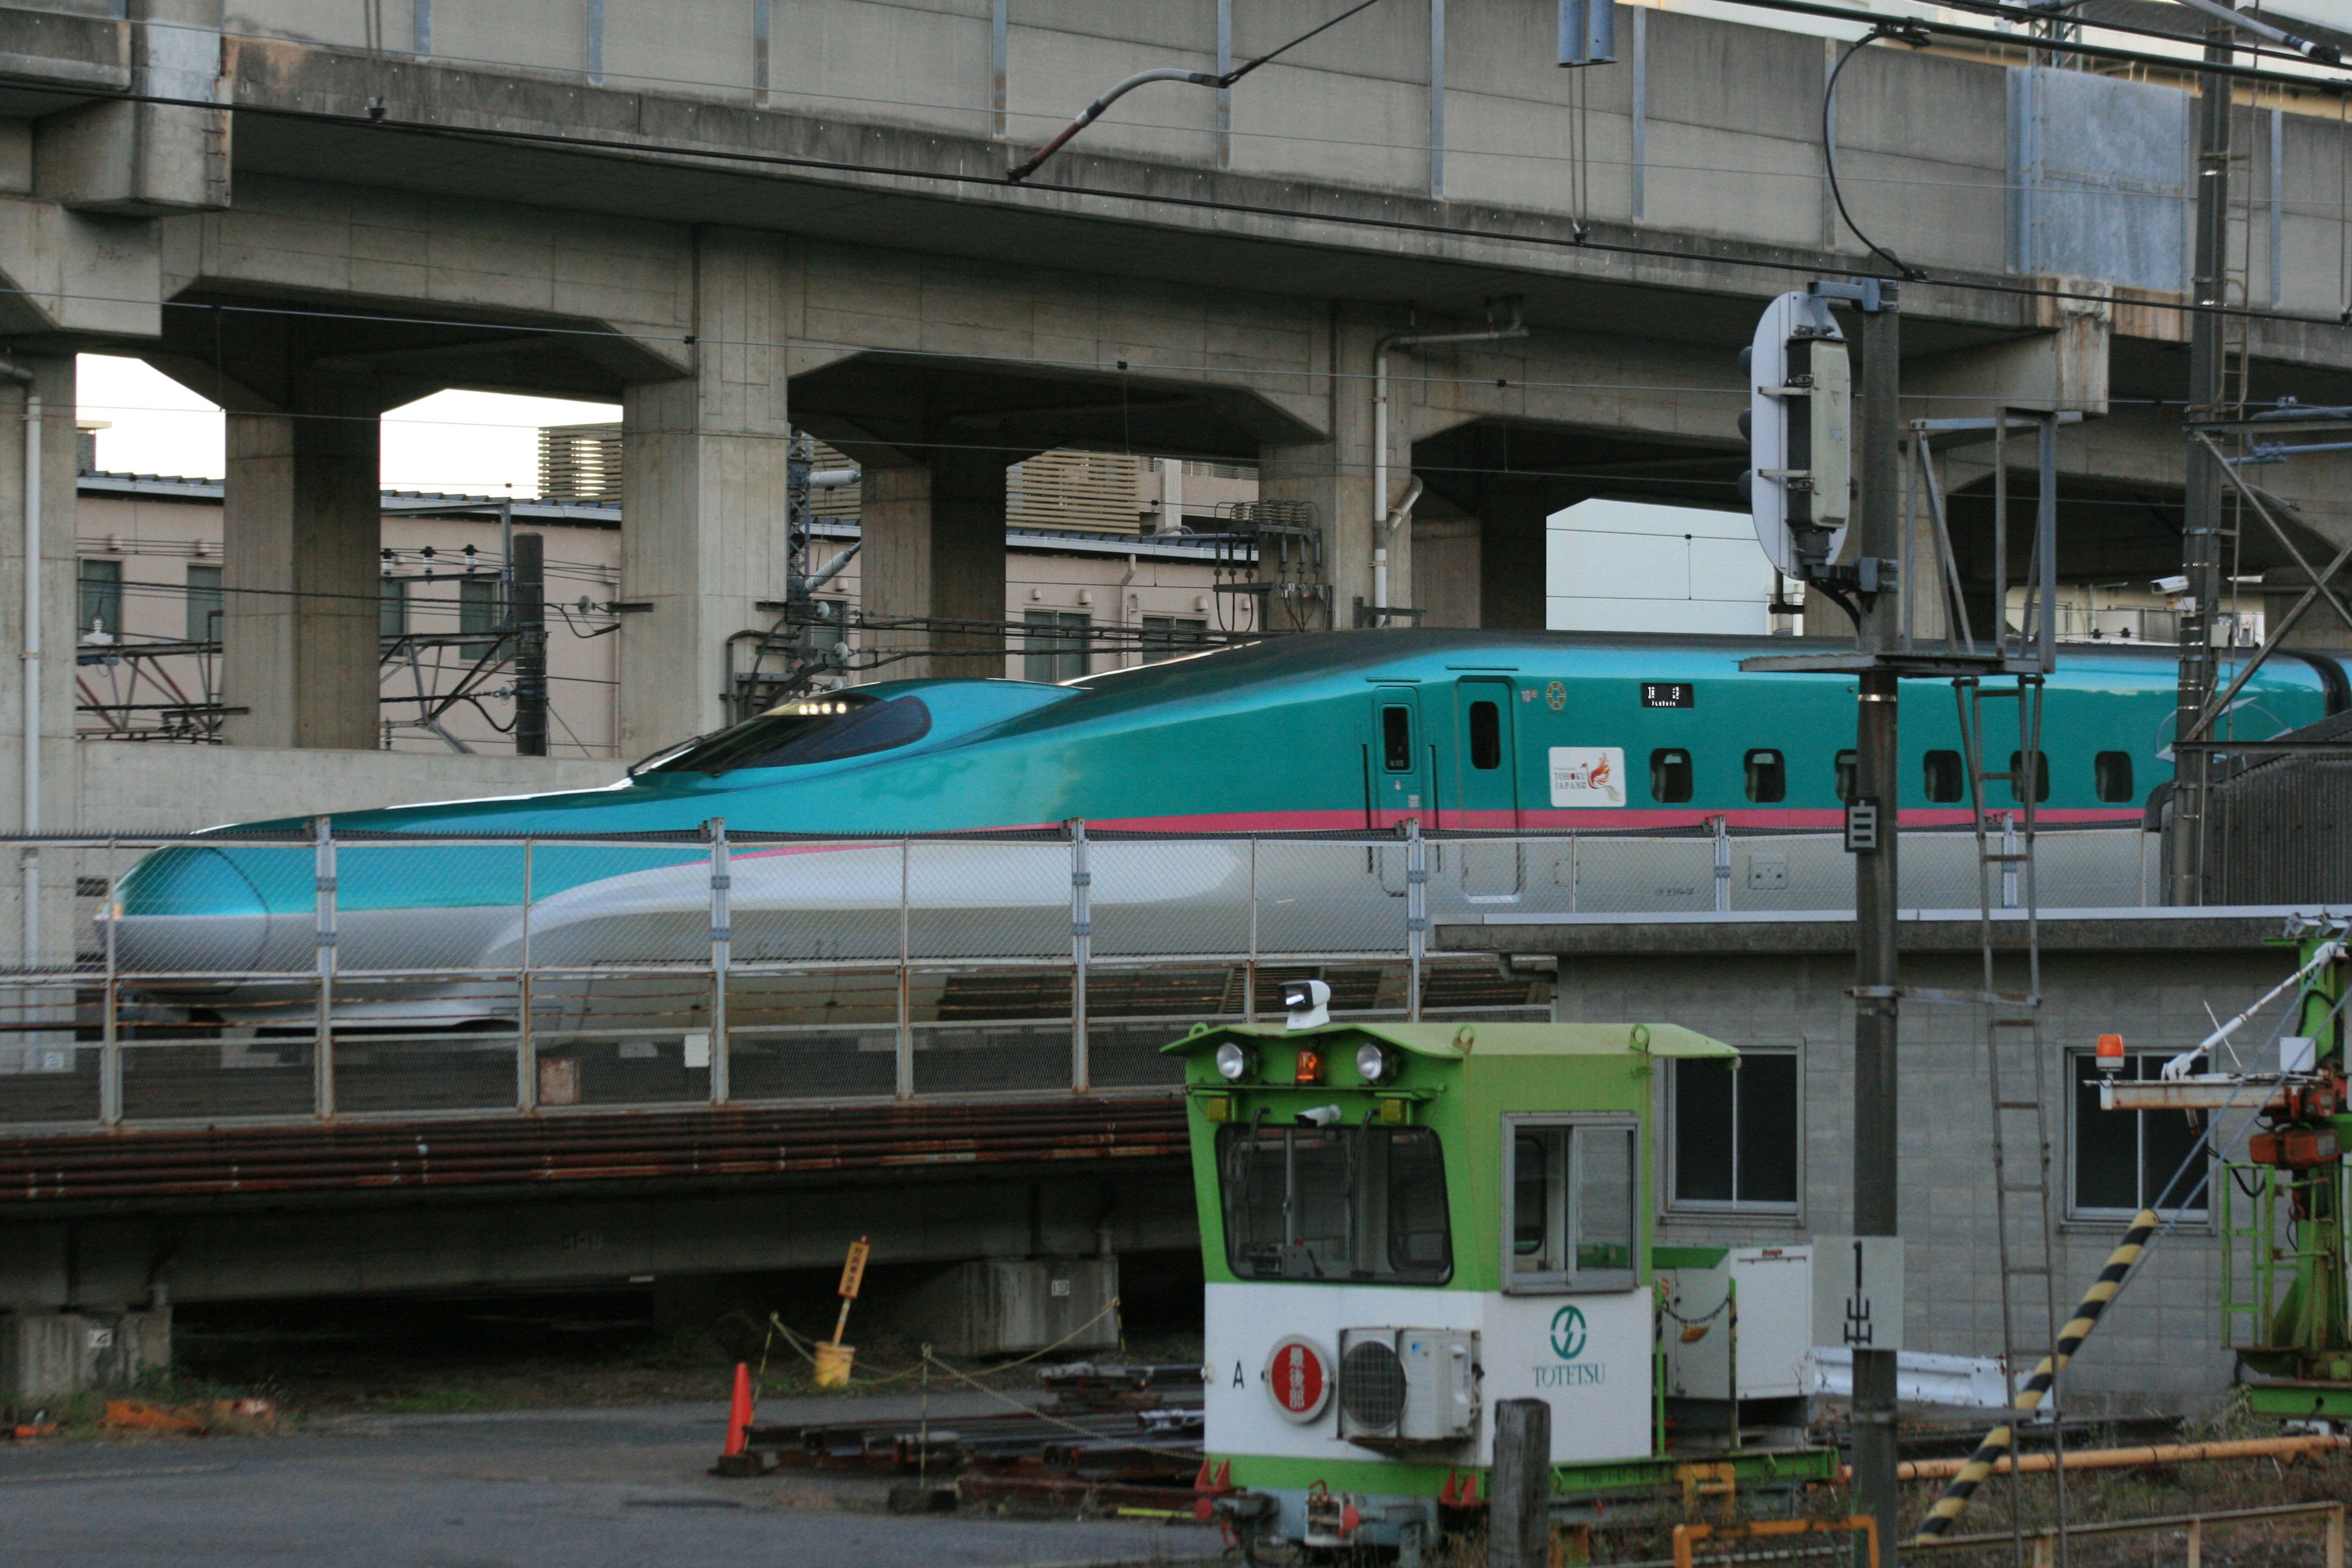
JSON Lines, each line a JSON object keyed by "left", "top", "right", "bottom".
{"left": 1500, "top": 1115, "right": 1637, "bottom": 1293}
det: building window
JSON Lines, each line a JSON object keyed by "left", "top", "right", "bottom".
{"left": 1022, "top": 610, "right": 1090, "bottom": 683}
{"left": 1834, "top": 749, "right": 1858, "bottom": 803}
{"left": 380, "top": 578, "right": 408, "bottom": 639}
{"left": 185, "top": 564, "right": 222, "bottom": 644}
{"left": 1501, "top": 1115, "right": 1638, "bottom": 1292}
{"left": 1744, "top": 748, "right": 1785, "bottom": 803}
{"left": 1140, "top": 614, "right": 1207, "bottom": 662}
{"left": 1923, "top": 749, "right": 1964, "bottom": 804}
{"left": 1669, "top": 1052, "right": 1800, "bottom": 1212}
{"left": 458, "top": 576, "right": 503, "bottom": 636}
{"left": 2008, "top": 750, "right": 2051, "bottom": 804}
{"left": 77, "top": 559, "right": 121, "bottom": 638}
{"left": 2072, "top": 1052, "right": 2208, "bottom": 1218}
{"left": 1650, "top": 748, "right": 1693, "bottom": 803}
{"left": 2095, "top": 751, "right": 2134, "bottom": 804}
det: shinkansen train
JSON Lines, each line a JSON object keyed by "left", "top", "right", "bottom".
{"left": 110, "top": 630, "right": 2346, "bottom": 1019}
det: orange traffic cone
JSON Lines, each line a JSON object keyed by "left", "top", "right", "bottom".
{"left": 723, "top": 1362, "right": 754, "bottom": 1458}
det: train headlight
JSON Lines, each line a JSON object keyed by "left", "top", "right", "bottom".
{"left": 1214, "top": 1042, "right": 1256, "bottom": 1082}
{"left": 1355, "top": 1042, "right": 1398, "bottom": 1084}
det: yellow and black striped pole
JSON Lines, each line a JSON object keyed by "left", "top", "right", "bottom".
{"left": 1910, "top": 1210, "right": 2158, "bottom": 1545}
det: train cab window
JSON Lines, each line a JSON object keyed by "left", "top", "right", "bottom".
{"left": 1923, "top": 750, "right": 1964, "bottom": 803}
{"left": 1468, "top": 702, "right": 1502, "bottom": 769}
{"left": 2095, "top": 751, "right": 2134, "bottom": 803}
{"left": 1650, "top": 748, "right": 1694, "bottom": 804}
{"left": 647, "top": 694, "right": 933, "bottom": 775}
{"left": 1744, "top": 749, "right": 1785, "bottom": 803}
{"left": 1834, "top": 750, "right": 1859, "bottom": 804}
{"left": 1502, "top": 1116, "right": 1637, "bottom": 1293}
{"left": 2009, "top": 750, "right": 2052, "bottom": 804}
{"left": 1381, "top": 706, "right": 1414, "bottom": 772}
{"left": 1216, "top": 1123, "right": 1451, "bottom": 1284}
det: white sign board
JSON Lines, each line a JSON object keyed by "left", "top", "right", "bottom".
{"left": 1747, "top": 289, "right": 1852, "bottom": 579}
{"left": 1548, "top": 747, "right": 1627, "bottom": 809}
{"left": 1811, "top": 1233, "right": 1904, "bottom": 1353}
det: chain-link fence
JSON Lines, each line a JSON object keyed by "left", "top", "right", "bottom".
{"left": 0, "top": 821, "right": 2154, "bottom": 1133}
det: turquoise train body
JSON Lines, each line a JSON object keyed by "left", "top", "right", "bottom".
{"left": 109, "top": 630, "right": 2345, "bottom": 1011}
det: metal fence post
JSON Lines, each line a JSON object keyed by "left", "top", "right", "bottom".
{"left": 707, "top": 817, "right": 730, "bottom": 1105}
{"left": 1406, "top": 818, "right": 1425, "bottom": 1022}
{"left": 99, "top": 838, "right": 120, "bottom": 1126}
{"left": 1712, "top": 815, "right": 1733, "bottom": 913}
{"left": 1245, "top": 835, "right": 1259, "bottom": 1024}
{"left": 895, "top": 837, "right": 913, "bottom": 1098}
{"left": 313, "top": 816, "right": 336, "bottom": 1120}
{"left": 517, "top": 839, "right": 536, "bottom": 1112}
{"left": 1069, "top": 820, "right": 1091, "bottom": 1092}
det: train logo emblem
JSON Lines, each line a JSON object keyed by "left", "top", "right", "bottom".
{"left": 1262, "top": 1335, "right": 1333, "bottom": 1422}
{"left": 1545, "top": 680, "right": 1567, "bottom": 710}
{"left": 1550, "top": 1306, "right": 1588, "bottom": 1360}
{"left": 1548, "top": 747, "right": 1626, "bottom": 808}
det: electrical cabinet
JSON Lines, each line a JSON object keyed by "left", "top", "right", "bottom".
{"left": 1657, "top": 1244, "right": 1812, "bottom": 1403}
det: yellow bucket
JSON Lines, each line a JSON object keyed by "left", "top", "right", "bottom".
{"left": 813, "top": 1341, "right": 855, "bottom": 1389}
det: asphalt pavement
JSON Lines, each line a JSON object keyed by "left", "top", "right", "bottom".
{"left": 0, "top": 1393, "right": 1222, "bottom": 1568}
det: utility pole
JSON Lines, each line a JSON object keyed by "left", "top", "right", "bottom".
{"left": 2171, "top": 10, "right": 2236, "bottom": 905}
{"left": 1849, "top": 286, "right": 1902, "bottom": 1568}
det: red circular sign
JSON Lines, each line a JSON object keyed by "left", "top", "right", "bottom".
{"left": 1264, "top": 1336, "right": 1332, "bottom": 1423}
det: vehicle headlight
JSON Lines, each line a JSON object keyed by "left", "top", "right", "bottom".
{"left": 1355, "top": 1042, "right": 1397, "bottom": 1084}
{"left": 1215, "top": 1042, "right": 1255, "bottom": 1082}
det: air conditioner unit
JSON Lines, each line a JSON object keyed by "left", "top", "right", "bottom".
{"left": 1338, "top": 1326, "right": 1479, "bottom": 1446}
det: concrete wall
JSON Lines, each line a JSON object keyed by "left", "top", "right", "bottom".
{"left": 1546, "top": 943, "right": 2277, "bottom": 1413}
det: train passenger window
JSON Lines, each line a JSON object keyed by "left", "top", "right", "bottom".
{"left": 2095, "top": 751, "right": 2134, "bottom": 803}
{"left": 1744, "top": 749, "right": 1785, "bottom": 803}
{"left": 2009, "top": 750, "right": 2051, "bottom": 804}
{"left": 1381, "top": 706, "right": 1415, "bottom": 772}
{"left": 1468, "top": 702, "right": 1501, "bottom": 769}
{"left": 1923, "top": 750, "right": 1964, "bottom": 803}
{"left": 1834, "top": 750, "right": 1858, "bottom": 804}
{"left": 1501, "top": 1116, "right": 1637, "bottom": 1293}
{"left": 1650, "top": 748, "right": 1693, "bottom": 804}
{"left": 1216, "top": 1123, "right": 1452, "bottom": 1284}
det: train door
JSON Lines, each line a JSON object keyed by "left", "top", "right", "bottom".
{"left": 1451, "top": 677, "right": 1524, "bottom": 899}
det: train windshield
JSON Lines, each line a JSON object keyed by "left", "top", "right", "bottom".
{"left": 648, "top": 693, "right": 933, "bottom": 775}
{"left": 1216, "top": 1123, "right": 1452, "bottom": 1284}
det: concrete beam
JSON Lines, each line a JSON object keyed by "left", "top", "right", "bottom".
{"left": 32, "top": 2, "right": 227, "bottom": 217}
{"left": 0, "top": 1162, "right": 1196, "bottom": 1309}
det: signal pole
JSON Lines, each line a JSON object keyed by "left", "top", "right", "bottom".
{"left": 1850, "top": 287, "right": 1902, "bottom": 1568}
{"left": 2170, "top": 11, "right": 2236, "bottom": 905}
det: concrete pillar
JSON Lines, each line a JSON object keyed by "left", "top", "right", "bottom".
{"left": 1412, "top": 514, "right": 1482, "bottom": 627}
{"left": 1259, "top": 309, "right": 1380, "bottom": 630}
{"left": 0, "top": 355, "right": 81, "bottom": 967}
{"left": 619, "top": 232, "right": 794, "bottom": 753}
{"left": 221, "top": 380, "right": 384, "bottom": 750}
{"left": 1474, "top": 486, "right": 1553, "bottom": 631}
{"left": 859, "top": 450, "right": 1009, "bottom": 680}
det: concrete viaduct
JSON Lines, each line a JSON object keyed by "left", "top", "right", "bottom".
{"left": 4, "top": 0, "right": 2352, "bottom": 1389}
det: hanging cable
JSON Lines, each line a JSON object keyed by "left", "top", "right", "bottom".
{"left": 1824, "top": 25, "right": 1933, "bottom": 281}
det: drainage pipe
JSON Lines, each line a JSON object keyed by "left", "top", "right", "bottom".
{"left": 1898, "top": 1433, "right": 2348, "bottom": 1482}
{"left": 1371, "top": 304, "right": 1525, "bottom": 621}
{"left": 0, "top": 360, "right": 37, "bottom": 965}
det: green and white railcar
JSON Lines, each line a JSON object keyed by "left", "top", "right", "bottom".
{"left": 1166, "top": 1019, "right": 1834, "bottom": 1556}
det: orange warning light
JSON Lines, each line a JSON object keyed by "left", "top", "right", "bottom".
{"left": 2095, "top": 1033, "right": 2126, "bottom": 1074}
{"left": 1294, "top": 1046, "right": 1325, "bottom": 1085}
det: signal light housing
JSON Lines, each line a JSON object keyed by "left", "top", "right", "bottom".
{"left": 1294, "top": 1046, "right": 1326, "bottom": 1086}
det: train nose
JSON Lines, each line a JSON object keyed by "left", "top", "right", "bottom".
{"left": 111, "top": 846, "right": 276, "bottom": 973}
